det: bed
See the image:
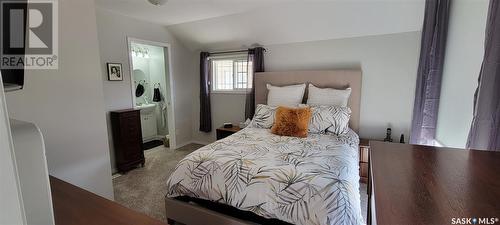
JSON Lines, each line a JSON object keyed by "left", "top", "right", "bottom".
{"left": 165, "top": 70, "right": 363, "bottom": 225}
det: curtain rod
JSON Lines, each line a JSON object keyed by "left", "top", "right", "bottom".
{"left": 209, "top": 49, "right": 248, "bottom": 55}
{"left": 209, "top": 47, "right": 267, "bottom": 55}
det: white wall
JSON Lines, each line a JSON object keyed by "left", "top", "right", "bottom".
{"left": 193, "top": 32, "right": 421, "bottom": 143}
{"left": 192, "top": 92, "right": 248, "bottom": 144}
{"left": 435, "top": 0, "right": 489, "bottom": 148}
{"left": 5, "top": 0, "right": 114, "bottom": 199}
{"left": 95, "top": 8, "right": 195, "bottom": 172}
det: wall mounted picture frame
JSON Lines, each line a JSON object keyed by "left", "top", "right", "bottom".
{"left": 107, "top": 63, "right": 123, "bottom": 81}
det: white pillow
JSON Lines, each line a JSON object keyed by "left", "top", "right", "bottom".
{"left": 307, "top": 84, "right": 351, "bottom": 107}
{"left": 300, "top": 104, "right": 335, "bottom": 134}
{"left": 326, "top": 106, "right": 351, "bottom": 135}
{"left": 249, "top": 104, "right": 277, "bottom": 129}
{"left": 300, "top": 104, "right": 351, "bottom": 135}
{"left": 266, "top": 83, "right": 306, "bottom": 107}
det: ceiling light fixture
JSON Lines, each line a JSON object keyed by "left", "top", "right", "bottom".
{"left": 147, "top": 0, "right": 168, "bottom": 6}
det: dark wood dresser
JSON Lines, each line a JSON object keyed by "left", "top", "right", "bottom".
{"left": 368, "top": 141, "right": 500, "bottom": 225}
{"left": 110, "top": 109, "right": 144, "bottom": 173}
{"left": 51, "top": 176, "right": 166, "bottom": 225}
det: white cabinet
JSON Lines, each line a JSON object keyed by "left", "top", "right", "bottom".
{"left": 140, "top": 109, "right": 157, "bottom": 141}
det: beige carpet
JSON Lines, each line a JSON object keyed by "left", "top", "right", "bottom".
{"left": 113, "top": 144, "right": 203, "bottom": 222}
{"left": 113, "top": 143, "right": 369, "bottom": 224}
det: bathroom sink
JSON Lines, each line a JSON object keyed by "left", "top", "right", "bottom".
{"left": 134, "top": 103, "right": 156, "bottom": 113}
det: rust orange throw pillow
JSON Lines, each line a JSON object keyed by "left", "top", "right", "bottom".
{"left": 271, "top": 106, "right": 312, "bottom": 138}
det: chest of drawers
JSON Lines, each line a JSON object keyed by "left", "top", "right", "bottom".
{"left": 110, "top": 109, "right": 144, "bottom": 173}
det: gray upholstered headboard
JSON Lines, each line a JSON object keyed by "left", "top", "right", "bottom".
{"left": 255, "top": 70, "right": 362, "bottom": 132}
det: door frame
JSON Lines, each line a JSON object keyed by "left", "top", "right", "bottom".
{"left": 126, "top": 37, "right": 177, "bottom": 149}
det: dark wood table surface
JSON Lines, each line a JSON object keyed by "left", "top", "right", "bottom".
{"left": 369, "top": 141, "right": 500, "bottom": 225}
{"left": 50, "top": 176, "right": 167, "bottom": 225}
{"left": 216, "top": 125, "right": 242, "bottom": 133}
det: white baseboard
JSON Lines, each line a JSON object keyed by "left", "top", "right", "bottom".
{"left": 191, "top": 140, "right": 211, "bottom": 145}
{"left": 175, "top": 140, "right": 212, "bottom": 149}
{"left": 175, "top": 141, "right": 192, "bottom": 149}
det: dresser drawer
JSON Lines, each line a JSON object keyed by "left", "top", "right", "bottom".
{"left": 360, "top": 147, "right": 369, "bottom": 162}
{"left": 120, "top": 112, "right": 139, "bottom": 127}
{"left": 121, "top": 120, "right": 140, "bottom": 136}
{"left": 123, "top": 145, "right": 143, "bottom": 160}
{"left": 360, "top": 162, "right": 368, "bottom": 178}
{"left": 359, "top": 139, "right": 372, "bottom": 183}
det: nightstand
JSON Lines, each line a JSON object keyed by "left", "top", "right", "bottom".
{"left": 359, "top": 138, "right": 370, "bottom": 183}
{"left": 216, "top": 125, "right": 242, "bottom": 140}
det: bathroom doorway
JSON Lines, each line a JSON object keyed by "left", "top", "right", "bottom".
{"left": 127, "top": 37, "right": 176, "bottom": 149}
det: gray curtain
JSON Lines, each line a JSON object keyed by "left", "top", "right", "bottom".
{"left": 410, "top": 0, "right": 450, "bottom": 145}
{"left": 466, "top": 1, "right": 500, "bottom": 151}
{"left": 244, "top": 47, "right": 265, "bottom": 119}
{"left": 199, "top": 52, "right": 212, "bottom": 132}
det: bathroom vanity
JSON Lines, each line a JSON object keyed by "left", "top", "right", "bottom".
{"left": 135, "top": 103, "right": 157, "bottom": 141}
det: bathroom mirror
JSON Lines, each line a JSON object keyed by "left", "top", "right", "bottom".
{"left": 135, "top": 83, "right": 145, "bottom": 97}
{"left": 133, "top": 69, "right": 147, "bottom": 97}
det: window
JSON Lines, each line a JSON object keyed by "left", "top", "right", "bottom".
{"left": 211, "top": 56, "right": 252, "bottom": 93}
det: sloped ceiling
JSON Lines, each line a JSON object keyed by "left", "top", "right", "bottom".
{"left": 95, "top": 0, "right": 425, "bottom": 51}
{"left": 95, "top": 0, "right": 291, "bottom": 25}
